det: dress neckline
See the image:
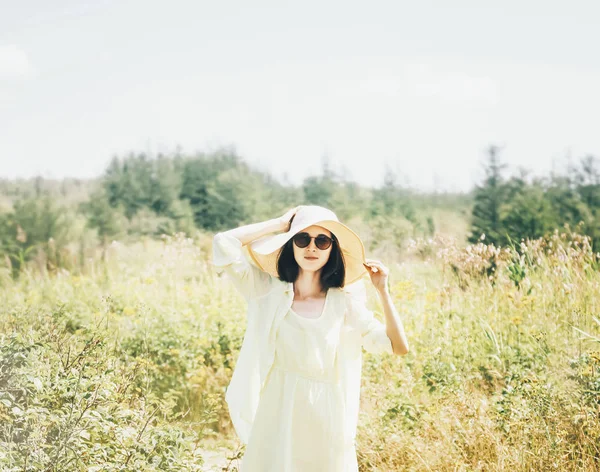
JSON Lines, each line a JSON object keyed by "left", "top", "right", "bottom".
{"left": 289, "top": 288, "right": 330, "bottom": 321}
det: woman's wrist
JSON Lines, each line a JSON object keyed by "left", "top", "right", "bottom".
{"left": 224, "top": 218, "right": 287, "bottom": 246}
{"left": 275, "top": 217, "right": 290, "bottom": 233}
{"left": 271, "top": 218, "right": 288, "bottom": 233}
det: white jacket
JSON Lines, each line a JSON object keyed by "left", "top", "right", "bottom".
{"left": 212, "top": 232, "right": 393, "bottom": 446}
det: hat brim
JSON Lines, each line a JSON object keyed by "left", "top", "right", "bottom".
{"left": 248, "top": 220, "right": 368, "bottom": 286}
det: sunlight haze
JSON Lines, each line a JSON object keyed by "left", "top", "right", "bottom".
{"left": 1, "top": 0, "right": 599, "bottom": 192}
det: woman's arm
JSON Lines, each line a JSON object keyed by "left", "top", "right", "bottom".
{"left": 222, "top": 217, "right": 287, "bottom": 247}
{"left": 222, "top": 205, "right": 302, "bottom": 245}
{"left": 212, "top": 207, "right": 300, "bottom": 300}
{"left": 364, "top": 259, "right": 410, "bottom": 356}
{"left": 345, "top": 279, "right": 409, "bottom": 356}
{"left": 377, "top": 288, "right": 410, "bottom": 356}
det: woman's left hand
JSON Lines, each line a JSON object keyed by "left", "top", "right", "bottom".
{"left": 363, "top": 259, "right": 390, "bottom": 294}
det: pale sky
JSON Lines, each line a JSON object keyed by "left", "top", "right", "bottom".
{"left": 1, "top": 0, "right": 599, "bottom": 192}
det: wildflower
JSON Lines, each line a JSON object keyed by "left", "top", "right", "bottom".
{"left": 425, "top": 291, "right": 438, "bottom": 305}
{"left": 532, "top": 331, "right": 546, "bottom": 341}
{"left": 122, "top": 306, "right": 136, "bottom": 316}
{"left": 510, "top": 316, "right": 523, "bottom": 325}
{"left": 521, "top": 295, "right": 535, "bottom": 307}
{"left": 581, "top": 366, "right": 594, "bottom": 377}
{"left": 392, "top": 280, "right": 416, "bottom": 301}
{"left": 589, "top": 351, "right": 600, "bottom": 363}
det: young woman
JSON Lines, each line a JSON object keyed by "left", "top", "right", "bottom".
{"left": 212, "top": 205, "right": 409, "bottom": 471}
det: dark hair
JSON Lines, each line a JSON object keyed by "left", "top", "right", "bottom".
{"left": 276, "top": 227, "right": 346, "bottom": 290}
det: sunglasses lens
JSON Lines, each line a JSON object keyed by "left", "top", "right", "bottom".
{"left": 316, "top": 236, "right": 332, "bottom": 250}
{"left": 293, "top": 234, "right": 310, "bottom": 248}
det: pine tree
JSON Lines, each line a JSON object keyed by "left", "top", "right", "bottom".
{"left": 468, "top": 145, "right": 508, "bottom": 245}
{"left": 572, "top": 154, "right": 600, "bottom": 249}
{"left": 500, "top": 177, "right": 557, "bottom": 243}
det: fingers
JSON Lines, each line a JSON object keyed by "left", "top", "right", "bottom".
{"left": 283, "top": 206, "right": 299, "bottom": 221}
{"left": 363, "top": 260, "right": 388, "bottom": 274}
{"left": 289, "top": 205, "right": 302, "bottom": 217}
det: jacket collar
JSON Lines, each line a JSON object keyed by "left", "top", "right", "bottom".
{"left": 283, "top": 282, "right": 341, "bottom": 296}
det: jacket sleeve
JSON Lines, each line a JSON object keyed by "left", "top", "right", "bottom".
{"left": 212, "top": 232, "right": 274, "bottom": 301}
{"left": 344, "top": 280, "right": 394, "bottom": 355}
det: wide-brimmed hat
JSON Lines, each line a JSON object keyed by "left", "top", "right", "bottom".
{"left": 247, "top": 205, "right": 368, "bottom": 286}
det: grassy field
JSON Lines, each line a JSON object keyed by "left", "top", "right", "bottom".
{"left": 1, "top": 227, "right": 599, "bottom": 471}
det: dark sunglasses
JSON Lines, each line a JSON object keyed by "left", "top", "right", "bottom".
{"left": 292, "top": 232, "right": 334, "bottom": 250}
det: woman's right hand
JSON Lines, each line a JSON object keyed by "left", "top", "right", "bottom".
{"left": 277, "top": 206, "right": 303, "bottom": 232}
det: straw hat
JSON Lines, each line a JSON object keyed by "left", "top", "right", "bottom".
{"left": 247, "top": 205, "right": 368, "bottom": 286}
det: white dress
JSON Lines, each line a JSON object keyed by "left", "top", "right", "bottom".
{"left": 240, "top": 289, "right": 356, "bottom": 471}
{"left": 211, "top": 232, "right": 395, "bottom": 468}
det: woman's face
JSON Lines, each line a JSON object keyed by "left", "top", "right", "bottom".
{"left": 292, "top": 225, "right": 333, "bottom": 274}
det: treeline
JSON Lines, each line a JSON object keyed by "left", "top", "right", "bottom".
{"left": 93, "top": 149, "right": 443, "bottom": 238}
{"left": 2, "top": 144, "right": 600, "bottom": 277}
{"left": 1, "top": 148, "right": 452, "bottom": 275}
{"left": 470, "top": 145, "right": 600, "bottom": 249}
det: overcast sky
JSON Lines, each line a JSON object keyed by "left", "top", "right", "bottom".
{"left": 1, "top": 0, "right": 599, "bottom": 192}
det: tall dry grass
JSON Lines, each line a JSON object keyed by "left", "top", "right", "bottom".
{"left": 0, "top": 226, "right": 599, "bottom": 470}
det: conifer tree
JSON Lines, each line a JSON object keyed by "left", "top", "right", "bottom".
{"left": 468, "top": 145, "right": 507, "bottom": 245}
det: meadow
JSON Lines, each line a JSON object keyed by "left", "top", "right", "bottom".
{"left": 1, "top": 224, "right": 599, "bottom": 471}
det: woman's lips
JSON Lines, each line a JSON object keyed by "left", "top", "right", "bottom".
{"left": 305, "top": 257, "right": 318, "bottom": 260}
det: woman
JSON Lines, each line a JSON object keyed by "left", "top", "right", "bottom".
{"left": 212, "top": 205, "right": 409, "bottom": 471}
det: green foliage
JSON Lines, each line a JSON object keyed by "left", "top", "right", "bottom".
{"left": 500, "top": 178, "right": 557, "bottom": 242}
{"left": 0, "top": 197, "right": 82, "bottom": 275}
{"left": 370, "top": 165, "right": 416, "bottom": 224}
{"left": 0, "top": 146, "right": 469, "bottom": 277}
{"left": 469, "top": 148, "right": 600, "bottom": 252}
{"left": 468, "top": 145, "right": 507, "bottom": 245}
{"left": 120, "top": 321, "right": 192, "bottom": 397}
{"left": 12, "top": 197, "right": 76, "bottom": 250}
{"left": 1, "top": 228, "right": 600, "bottom": 470}
{"left": 103, "top": 153, "right": 182, "bottom": 220}
{"left": 0, "top": 310, "right": 210, "bottom": 471}
{"left": 179, "top": 150, "right": 251, "bottom": 230}
{"left": 80, "top": 189, "right": 128, "bottom": 243}
{"left": 507, "top": 257, "right": 527, "bottom": 288}
{"left": 7, "top": 143, "right": 600, "bottom": 285}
